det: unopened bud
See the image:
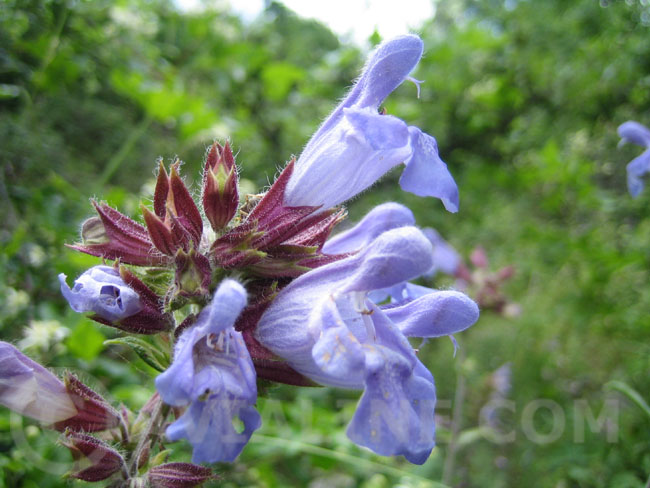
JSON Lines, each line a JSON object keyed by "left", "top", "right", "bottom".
{"left": 148, "top": 462, "right": 216, "bottom": 488}
{"left": 69, "top": 201, "right": 168, "bottom": 266}
{"left": 470, "top": 246, "right": 489, "bottom": 268}
{"left": 202, "top": 141, "right": 239, "bottom": 231}
{"left": 142, "top": 204, "right": 183, "bottom": 256}
{"left": 174, "top": 249, "right": 211, "bottom": 298}
{"left": 54, "top": 372, "right": 121, "bottom": 432}
{"left": 152, "top": 161, "right": 203, "bottom": 248}
{"left": 61, "top": 431, "right": 125, "bottom": 482}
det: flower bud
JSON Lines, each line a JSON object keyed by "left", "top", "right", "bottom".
{"left": 61, "top": 431, "right": 125, "bottom": 482}
{"left": 151, "top": 161, "right": 203, "bottom": 248}
{"left": 174, "top": 249, "right": 211, "bottom": 298}
{"left": 142, "top": 204, "right": 186, "bottom": 256}
{"left": 202, "top": 141, "right": 239, "bottom": 231}
{"left": 148, "top": 463, "right": 216, "bottom": 488}
{"left": 54, "top": 372, "right": 121, "bottom": 433}
{"left": 69, "top": 201, "right": 168, "bottom": 266}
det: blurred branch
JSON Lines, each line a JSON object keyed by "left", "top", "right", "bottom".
{"left": 605, "top": 380, "right": 650, "bottom": 421}
{"left": 40, "top": 4, "right": 69, "bottom": 74}
{"left": 96, "top": 112, "right": 154, "bottom": 191}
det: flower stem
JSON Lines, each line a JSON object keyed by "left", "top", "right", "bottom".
{"left": 128, "top": 399, "right": 169, "bottom": 476}
{"left": 442, "top": 346, "right": 466, "bottom": 486}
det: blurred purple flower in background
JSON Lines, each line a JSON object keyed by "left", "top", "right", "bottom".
{"left": 421, "top": 228, "right": 461, "bottom": 277}
{"left": 0, "top": 341, "right": 122, "bottom": 432}
{"left": 618, "top": 120, "right": 650, "bottom": 197}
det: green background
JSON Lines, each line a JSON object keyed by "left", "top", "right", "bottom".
{"left": 1, "top": 0, "right": 649, "bottom": 486}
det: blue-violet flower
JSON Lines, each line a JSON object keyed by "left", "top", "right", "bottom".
{"left": 322, "top": 202, "right": 415, "bottom": 255}
{"left": 284, "top": 34, "right": 459, "bottom": 212}
{"left": 155, "top": 279, "right": 261, "bottom": 463}
{"left": 323, "top": 203, "right": 461, "bottom": 304}
{"left": 59, "top": 266, "right": 142, "bottom": 321}
{"left": 618, "top": 120, "right": 650, "bottom": 197}
{"left": 255, "top": 226, "right": 479, "bottom": 463}
{"left": 0, "top": 341, "right": 78, "bottom": 424}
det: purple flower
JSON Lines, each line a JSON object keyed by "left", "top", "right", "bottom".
{"left": 155, "top": 280, "right": 261, "bottom": 463}
{"left": 284, "top": 34, "right": 459, "bottom": 212}
{"left": 59, "top": 266, "right": 142, "bottom": 321}
{"left": 422, "top": 228, "right": 461, "bottom": 277}
{"left": 322, "top": 202, "right": 415, "bottom": 255}
{"left": 0, "top": 341, "right": 77, "bottom": 424}
{"left": 618, "top": 121, "right": 650, "bottom": 197}
{"left": 255, "top": 227, "right": 478, "bottom": 463}
{"left": 322, "top": 204, "right": 462, "bottom": 304}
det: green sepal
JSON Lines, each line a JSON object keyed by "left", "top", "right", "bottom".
{"left": 148, "top": 449, "right": 172, "bottom": 468}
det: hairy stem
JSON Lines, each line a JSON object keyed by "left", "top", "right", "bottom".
{"left": 128, "top": 399, "right": 170, "bottom": 476}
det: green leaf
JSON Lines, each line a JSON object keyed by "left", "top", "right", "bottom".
{"left": 66, "top": 321, "right": 105, "bottom": 361}
{"left": 104, "top": 336, "right": 170, "bottom": 372}
{"left": 0, "top": 84, "right": 21, "bottom": 99}
{"left": 262, "top": 62, "right": 305, "bottom": 101}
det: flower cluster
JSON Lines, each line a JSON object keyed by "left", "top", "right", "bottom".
{"left": 0, "top": 34, "right": 479, "bottom": 485}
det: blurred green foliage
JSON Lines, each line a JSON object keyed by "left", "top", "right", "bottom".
{"left": 1, "top": 0, "right": 650, "bottom": 486}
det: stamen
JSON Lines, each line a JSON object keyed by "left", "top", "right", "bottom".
{"left": 406, "top": 76, "right": 423, "bottom": 99}
{"left": 449, "top": 335, "right": 459, "bottom": 357}
{"left": 206, "top": 331, "right": 231, "bottom": 354}
{"left": 362, "top": 313, "right": 376, "bottom": 342}
{"left": 351, "top": 292, "right": 368, "bottom": 313}
{"left": 349, "top": 292, "right": 376, "bottom": 341}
